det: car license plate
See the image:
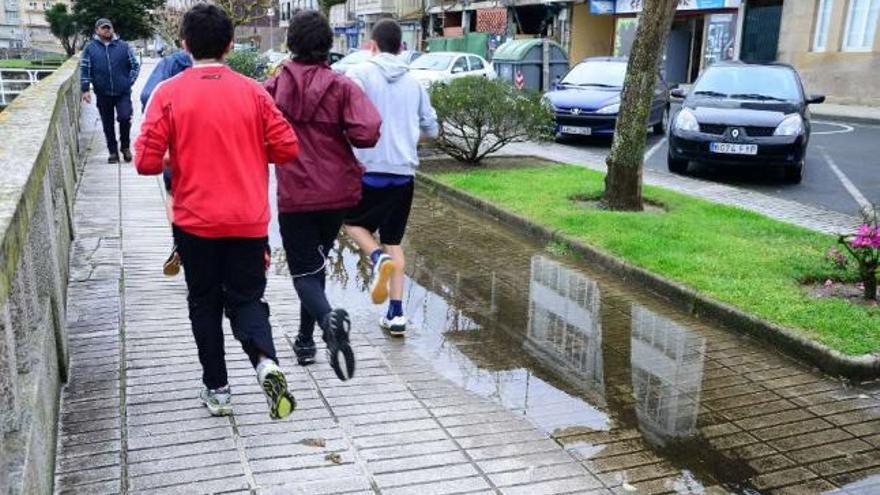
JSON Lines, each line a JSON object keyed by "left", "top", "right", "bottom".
{"left": 709, "top": 143, "right": 758, "bottom": 155}
{"left": 560, "top": 125, "right": 592, "bottom": 136}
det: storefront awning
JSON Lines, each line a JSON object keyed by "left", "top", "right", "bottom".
{"left": 590, "top": 0, "right": 741, "bottom": 15}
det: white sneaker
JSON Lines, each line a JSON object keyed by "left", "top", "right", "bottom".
{"left": 370, "top": 254, "right": 395, "bottom": 305}
{"left": 380, "top": 315, "right": 407, "bottom": 337}
{"left": 256, "top": 360, "right": 296, "bottom": 420}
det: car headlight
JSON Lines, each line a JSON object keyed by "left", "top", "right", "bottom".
{"left": 674, "top": 108, "right": 699, "bottom": 133}
{"left": 774, "top": 114, "right": 804, "bottom": 136}
{"left": 595, "top": 103, "right": 619, "bottom": 115}
{"left": 541, "top": 96, "right": 557, "bottom": 112}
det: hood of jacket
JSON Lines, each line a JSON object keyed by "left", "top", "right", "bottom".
{"left": 367, "top": 53, "right": 409, "bottom": 83}
{"left": 274, "top": 60, "right": 340, "bottom": 123}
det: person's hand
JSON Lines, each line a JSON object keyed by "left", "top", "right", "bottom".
{"left": 81, "top": 92, "right": 92, "bottom": 104}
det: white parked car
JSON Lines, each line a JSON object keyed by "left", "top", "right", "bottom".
{"left": 409, "top": 52, "right": 496, "bottom": 88}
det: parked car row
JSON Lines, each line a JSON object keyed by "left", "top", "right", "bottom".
{"left": 272, "top": 44, "right": 824, "bottom": 185}
{"left": 542, "top": 57, "right": 824, "bottom": 184}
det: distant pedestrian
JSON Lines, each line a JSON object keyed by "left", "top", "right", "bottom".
{"left": 140, "top": 49, "right": 193, "bottom": 276}
{"left": 80, "top": 18, "right": 140, "bottom": 164}
{"left": 344, "top": 19, "right": 439, "bottom": 336}
{"left": 134, "top": 4, "right": 300, "bottom": 420}
{"left": 264, "top": 10, "right": 381, "bottom": 379}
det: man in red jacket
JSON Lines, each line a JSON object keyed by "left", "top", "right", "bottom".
{"left": 135, "top": 4, "right": 300, "bottom": 420}
{"left": 264, "top": 10, "right": 381, "bottom": 381}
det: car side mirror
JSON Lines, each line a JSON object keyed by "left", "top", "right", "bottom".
{"left": 806, "top": 94, "right": 826, "bottom": 105}
{"left": 452, "top": 67, "right": 464, "bottom": 74}
{"left": 670, "top": 87, "right": 687, "bottom": 99}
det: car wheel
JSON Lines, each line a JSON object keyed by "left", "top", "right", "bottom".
{"left": 783, "top": 160, "right": 804, "bottom": 184}
{"left": 667, "top": 152, "right": 688, "bottom": 174}
{"left": 654, "top": 107, "right": 669, "bottom": 135}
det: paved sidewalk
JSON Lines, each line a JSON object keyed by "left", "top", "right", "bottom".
{"left": 502, "top": 142, "right": 860, "bottom": 236}
{"left": 53, "top": 99, "right": 614, "bottom": 495}
{"left": 812, "top": 104, "right": 880, "bottom": 126}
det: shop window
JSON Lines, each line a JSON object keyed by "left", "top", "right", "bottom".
{"left": 843, "top": 0, "right": 880, "bottom": 51}
{"left": 813, "top": 0, "right": 834, "bottom": 51}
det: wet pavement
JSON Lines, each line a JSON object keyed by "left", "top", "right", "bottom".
{"left": 55, "top": 61, "right": 880, "bottom": 495}
{"left": 312, "top": 190, "right": 880, "bottom": 494}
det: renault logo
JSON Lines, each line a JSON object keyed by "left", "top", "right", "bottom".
{"left": 571, "top": 108, "right": 581, "bottom": 115}
{"left": 731, "top": 128, "right": 741, "bottom": 139}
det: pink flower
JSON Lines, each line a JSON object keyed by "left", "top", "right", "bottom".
{"left": 851, "top": 236, "right": 873, "bottom": 249}
{"left": 856, "top": 224, "right": 875, "bottom": 237}
{"left": 824, "top": 279, "right": 834, "bottom": 288}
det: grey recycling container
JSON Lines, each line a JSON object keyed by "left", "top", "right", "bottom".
{"left": 492, "top": 38, "right": 569, "bottom": 92}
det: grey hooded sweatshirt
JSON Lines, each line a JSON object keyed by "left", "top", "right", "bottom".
{"left": 347, "top": 53, "right": 439, "bottom": 176}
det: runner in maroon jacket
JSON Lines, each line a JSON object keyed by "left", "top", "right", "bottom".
{"left": 264, "top": 10, "right": 381, "bottom": 381}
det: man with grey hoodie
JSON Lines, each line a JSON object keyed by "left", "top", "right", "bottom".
{"left": 344, "top": 19, "right": 439, "bottom": 337}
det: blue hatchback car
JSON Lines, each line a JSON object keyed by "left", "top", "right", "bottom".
{"left": 544, "top": 57, "right": 669, "bottom": 139}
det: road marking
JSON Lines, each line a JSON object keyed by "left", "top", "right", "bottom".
{"left": 812, "top": 121, "right": 855, "bottom": 135}
{"left": 820, "top": 147, "right": 872, "bottom": 215}
{"left": 644, "top": 136, "right": 667, "bottom": 162}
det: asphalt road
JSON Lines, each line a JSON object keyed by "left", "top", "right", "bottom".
{"left": 555, "top": 118, "right": 880, "bottom": 218}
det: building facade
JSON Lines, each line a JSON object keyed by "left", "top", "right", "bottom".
{"left": 777, "top": 0, "right": 880, "bottom": 106}
{"left": 1, "top": 0, "right": 70, "bottom": 52}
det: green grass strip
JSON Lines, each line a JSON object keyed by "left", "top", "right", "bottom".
{"left": 431, "top": 164, "right": 878, "bottom": 356}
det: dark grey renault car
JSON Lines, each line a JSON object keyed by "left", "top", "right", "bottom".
{"left": 668, "top": 62, "right": 825, "bottom": 184}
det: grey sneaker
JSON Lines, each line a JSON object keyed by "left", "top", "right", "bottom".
{"left": 256, "top": 360, "right": 296, "bottom": 420}
{"left": 199, "top": 385, "right": 232, "bottom": 416}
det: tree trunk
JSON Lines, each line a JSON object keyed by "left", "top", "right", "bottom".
{"left": 602, "top": 0, "right": 679, "bottom": 211}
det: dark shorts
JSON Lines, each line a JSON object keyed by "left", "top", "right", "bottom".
{"left": 344, "top": 182, "right": 414, "bottom": 246}
{"left": 279, "top": 209, "right": 345, "bottom": 276}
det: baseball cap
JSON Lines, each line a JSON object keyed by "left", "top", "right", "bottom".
{"left": 95, "top": 18, "right": 113, "bottom": 29}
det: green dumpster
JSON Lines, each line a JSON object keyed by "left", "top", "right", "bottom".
{"left": 492, "top": 38, "right": 569, "bottom": 92}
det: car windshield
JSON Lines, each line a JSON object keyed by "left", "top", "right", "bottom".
{"left": 561, "top": 61, "right": 627, "bottom": 88}
{"left": 411, "top": 54, "right": 453, "bottom": 71}
{"left": 692, "top": 65, "right": 801, "bottom": 101}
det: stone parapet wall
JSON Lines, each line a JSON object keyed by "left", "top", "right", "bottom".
{"left": 0, "top": 57, "right": 82, "bottom": 495}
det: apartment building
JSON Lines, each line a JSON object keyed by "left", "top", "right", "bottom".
{"left": 1, "top": 0, "right": 70, "bottom": 52}
{"left": 777, "top": 0, "right": 880, "bottom": 105}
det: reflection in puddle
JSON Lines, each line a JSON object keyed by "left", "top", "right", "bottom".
{"left": 527, "top": 256, "right": 605, "bottom": 404}
{"left": 316, "top": 193, "right": 879, "bottom": 494}
{"left": 631, "top": 305, "right": 706, "bottom": 448}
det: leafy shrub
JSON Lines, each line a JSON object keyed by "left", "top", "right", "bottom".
{"left": 430, "top": 77, "right": 554, "bottom": 164}
{"left": 226, "top": 49, "right": 268, "bottom": 80}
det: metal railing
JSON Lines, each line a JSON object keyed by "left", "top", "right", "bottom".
{"left": 0, "top": 67, "right": 56, "bottom": 106}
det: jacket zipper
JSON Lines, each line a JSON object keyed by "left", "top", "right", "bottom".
{"left": 104, "top": 43, "right": 114, "bottom": 95}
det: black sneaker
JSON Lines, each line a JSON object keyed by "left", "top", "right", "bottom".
{"left": 121, "top": 148, "right": 132, "bottom": 162}
{"left": 293, "top": 334, "right": 316, "bottom": 366}
{"left": 322, "top": 309, "right": 355, "bottom": 381}
{"left": 108, "top": 153, "right": 120, "bottom": 164}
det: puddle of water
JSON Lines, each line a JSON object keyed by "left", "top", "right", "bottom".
{"left": 267, "top": 175, "right": 880, "bottom": 494}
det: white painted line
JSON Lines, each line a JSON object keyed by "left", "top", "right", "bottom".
{"left": 812, "top": 121, "right": 855, "bottom": 136}
{"left": 644, "top": 136, "right": 667, "bottom": 162}
{"left": 820, "top": 147, "right": 872, "bottom": 215}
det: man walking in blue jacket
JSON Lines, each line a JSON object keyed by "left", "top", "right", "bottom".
{"left": 81, "top": 18, "right": 140, "bottom": 164}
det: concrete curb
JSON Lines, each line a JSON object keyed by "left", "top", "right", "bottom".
{"left": 812, "top": 111, "right": 880, "bottom": 127}
{"left": 417, "top": 171, "right": 880, "bottom": 382}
